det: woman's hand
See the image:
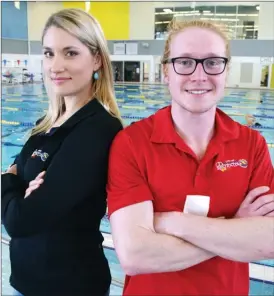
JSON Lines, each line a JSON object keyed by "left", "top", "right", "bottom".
{"left": 4, "top": 164, "right": 17, "bottom": 175}
{"left": 24, "top": 171, "right": 46, "bottom": 198}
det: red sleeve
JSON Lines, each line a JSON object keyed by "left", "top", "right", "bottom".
{"left": 248, "top": 132, "right": 274, "bottom": 193}
{"left": 107, "top": 130, "right": 154, "bottom": 217}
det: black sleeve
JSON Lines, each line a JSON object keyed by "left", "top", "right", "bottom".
{"left": 1, "top": 117, "right": 45, "bottom": 216}
{"left": 9, "top": 115, "right": 43, "bottom": 168}
{"left": 1, "top": 141, "right": 29, "bottom": 222}
{"left": 1, "top": 118, "right": 122, "bottom": 238}
{"left": 1, "top": 174, "right": 26, "bottom": 223}
{"left": 13, "top": 154, "right": 20, "bottom": 166}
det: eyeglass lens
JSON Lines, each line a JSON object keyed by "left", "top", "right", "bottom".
{"left": 173, "top": 58, "right": 226, "bottom": 75}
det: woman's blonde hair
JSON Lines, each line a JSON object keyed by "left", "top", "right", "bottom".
{"left": 162, "top": 19, "right": 231, "bottom": 75}
{"left": 32, "top": 8, "right": 122, "bottom": 136}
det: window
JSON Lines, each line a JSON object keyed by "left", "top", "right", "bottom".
{"left": 154, "top": 7, "right": 174, "bottom": 39}
{"left": 236, "top": 5, "right": 259, "bottom": 39}
{"left": 215, "top": 5, "right": 238, "bottom": 39}
{"left": 154, "top": 3, "right": 260, "bottom": 40}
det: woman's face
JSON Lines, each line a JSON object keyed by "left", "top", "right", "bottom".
{"left": 43, "top": 26, "right": 101, "bottom": 97}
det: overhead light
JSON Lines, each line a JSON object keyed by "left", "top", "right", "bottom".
{"left": 14, "top": 1, "right": 20, "bottom": 9}
{"left": 163, "top": 8, "right": 172, "bottom": 13}
{"left": 200, "top": 17, "right": 239, "bottom": 22}
{"left": 256, "top": 6, "right": 260, "bottom": 10}
{"left": 85, "top": 1, "right": 90, "bottom": 12}
{"left": 155, "top": 21, "right": 171, "bottom": 24}
{"left": 203, "top": 12, "right": 214, "bottom": 16}
{"left": 174, "top": 12, "right": 201, "bottom": 17}
{"left": 238, "top": 14, "right": 258, "bottom": 17}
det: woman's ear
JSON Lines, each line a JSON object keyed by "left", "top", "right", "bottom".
{"left": 93, "top": 54, "right": 102, "bottom": 72}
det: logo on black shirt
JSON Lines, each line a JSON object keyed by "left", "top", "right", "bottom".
{"left": 31, "top": 149, "right": 49, "bottom": 162}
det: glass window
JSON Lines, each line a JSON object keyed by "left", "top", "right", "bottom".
{"left": 236, "top": 5, "right": 259, "bottom": 39}
{"left": 195, "top": 5, "right": 216, "bottom": 21}
{"left": 155, "top": 7, "right": 174, "bottom": 39}
{"left": 154, "top": 3, "right": 260, "bottom": 40}
{"left": 215, "top": 5, "right": 238, "bottom": 40}
{"left": 173, "top": 5, "right": 198, "bottom": 22}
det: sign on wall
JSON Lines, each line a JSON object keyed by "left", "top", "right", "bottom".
{"left": 113, "top": 43, "right": 125, "bottom": 55}
{"left": 126, "top": 42, "right": 138, "bottom": 55}
{"left": 260, "top": 57, "right": 274, "bottom": 65}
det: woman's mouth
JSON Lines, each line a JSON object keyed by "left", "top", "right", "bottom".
{"left": 52, "top": 77, "right": 71, "bottom": 85}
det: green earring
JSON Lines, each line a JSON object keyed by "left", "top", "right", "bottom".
{"left": 93, "top": 72, "right": 99, "bottom": 80}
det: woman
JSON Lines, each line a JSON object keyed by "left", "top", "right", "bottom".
{"left": 2, "top": 8, "right": 123, "bottom": 296}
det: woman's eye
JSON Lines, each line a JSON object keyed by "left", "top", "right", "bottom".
{"left": 43, "top": 51, "right": 53, "bottom": 58}
{"left": 66, "top": 51, "right": 78, "bottom": 57}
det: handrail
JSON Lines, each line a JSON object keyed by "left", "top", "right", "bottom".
{"left": 1, "top": 237, "right": 10, "bottom": 245}
{"left": 1, "top": 236, "right": 124, "bottom": 288}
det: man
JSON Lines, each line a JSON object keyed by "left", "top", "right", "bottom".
{"left": 107, "top": 20, "right": 274, "bottom": 296}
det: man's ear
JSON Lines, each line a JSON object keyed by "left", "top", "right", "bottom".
{"left": 163, "top": 65, "right": 169, "bottom": 84}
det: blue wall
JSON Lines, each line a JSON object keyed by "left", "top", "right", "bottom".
{"left": 2, "top": 1, "right": 28, "bottom": 40}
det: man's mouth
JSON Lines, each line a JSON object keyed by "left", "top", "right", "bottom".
{"left": 185, "top": 89, "right": 212, "bottom": 95}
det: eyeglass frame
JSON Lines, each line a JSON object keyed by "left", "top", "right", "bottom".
{"left": 162, "top": 56, "right": 229, "bottom": 76}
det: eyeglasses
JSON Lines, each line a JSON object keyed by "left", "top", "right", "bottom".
{"left": 163, "top": 57, "right": 228, "bottom": 75}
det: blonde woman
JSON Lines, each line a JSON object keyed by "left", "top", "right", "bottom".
{"left": 1, "top": 8, "right": 122, "bottom": 296}
{"left": 107, "top": 19, "right": 274, "bottom": 295}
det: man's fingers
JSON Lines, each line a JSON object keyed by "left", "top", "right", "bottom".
{"left": 242, "top": 186, "right": 270, "bottom": 206}
{"left": 265, "top": 211, "right": 274, "bottom": 217}
{"left": 251, "top": 194, "right": 274, "bottom": 211}
{"left": 254, "top": 201, "right": 274, "bottom": 216}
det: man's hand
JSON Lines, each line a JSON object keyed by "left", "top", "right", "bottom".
{"left": 235, "top": 186, "right": 274, "bottom": 217}
{"left": 154, "top": 186, "right": 274, "bottom": 236}
{"left": 154, "top": 212, "right": 225, "bottom": 237}
{"left": 154, "top": 211, "right": 182, "bottom": 237}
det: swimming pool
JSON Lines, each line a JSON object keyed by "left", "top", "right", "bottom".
{"left": 2, "top": 84, "right": 274, "bottom": 172}
{"left": 1, "top": 83, "right": 274, "bottom": 295}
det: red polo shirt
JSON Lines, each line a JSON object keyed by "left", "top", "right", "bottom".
{"left": 107, "top": 106, "right": 274, "bottom": 296}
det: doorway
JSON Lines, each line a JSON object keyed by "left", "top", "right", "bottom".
{"left": 260, "top": 65, "right": 269, "bottom": 87}
{"left": 112, "top": 61, "right": 123, "bottom": 82}
{"left": 124, "top": 61, "right": 140, "bottom": 82}
{"left": 142, "top": 62, "right": 149, "bottom": 82}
